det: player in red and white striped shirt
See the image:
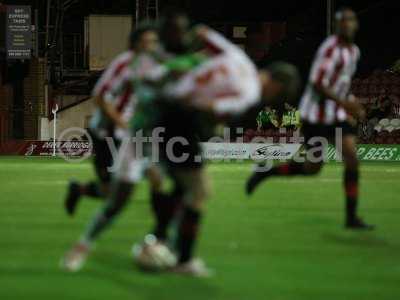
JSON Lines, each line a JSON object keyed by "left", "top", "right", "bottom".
{"left": 61, "top": 25, "right": 162, "bottom": 272}
{"left": 63, "top": 29, "right": 141, "bottom": 216}
{"left": 299, "top": 34, "right": 360, "bottom": 125}
{"left": 246, "top": 7, "right": 373, "bottom": 230}
{"left": 63, "top": 51, "right": 132, "bottom": 218}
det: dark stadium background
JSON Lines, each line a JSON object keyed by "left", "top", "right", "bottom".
{"left": 2, "top": 0, "right": 398, "bottom": 77}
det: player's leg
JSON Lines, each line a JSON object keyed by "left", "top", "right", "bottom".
{"left": 83, "top": 139, "right": 113, "bottom": 198}
{"left": 81, "top": 180, "right": 134, "bottom": 243}
{"left": 64, "top": 134, "right": 117, "bottom": 215}
{"left": 246, "top": 138, "right": 325, "bottom": 195}
{"left": 341, "top": 134, "right": 374, "bottom": 230}
{"left": 246, "top": 159, "right": 323, "bottom": 194}
{"left": 61, "top": 179, "right": 134, "bottom": 272}
{"left": 68, "top": 180, "right": 104, "bottom": 200}
{"left": 146, "top": 165, "right": 183, "bottom": 241}
{"left": 64, "top": 180, "right": 103, "bottom": 215}
{"left": 61, "top": 141, "right": 136, "bottom": 272}
{"left": 131, "top": 164, "right": 184, "bottom": 271}
{"left": 170, "top": 167, "right": 213, "bottom": 276}
{"left": 81, "top": 140, "right": 146, "bottom": 243}
{"left": 65, "top": 160, "right": 109, "bottom": 211}
{"left": 246, "top": 122, "right": 330, "bottom": 194}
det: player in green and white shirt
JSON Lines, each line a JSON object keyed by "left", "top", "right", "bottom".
{"left": 61, "top": 25, "right": 162, "bottom": 272}
{"left": 127, "top": 22, "right": 300, "bottom": 276}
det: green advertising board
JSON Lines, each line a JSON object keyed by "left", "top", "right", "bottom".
{"left": 327, "top": 144, "right": 400, "bottom": 162}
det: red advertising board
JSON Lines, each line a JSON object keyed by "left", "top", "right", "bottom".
{"left": 21, "top": 140, "right": 92, "bottom": 157}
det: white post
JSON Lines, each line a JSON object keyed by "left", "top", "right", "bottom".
{"left": 52, "top": 104, "right": 59, "bottom": 157}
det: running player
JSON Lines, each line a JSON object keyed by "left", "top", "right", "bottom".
{"left": 63, "top": 25, "right": 159, "bottom": 215}
{"left": 61, "top": 25, "right": 162, "bottom": 272}
{"left": 142, "top": 23, "right": 300, "bottom": 276}
{"left": 246, "top": 7, "right": 373, "bottom": 230}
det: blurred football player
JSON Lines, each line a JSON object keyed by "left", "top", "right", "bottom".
{"left": 246, "top": 7, "right": 374, "bottom": 230}
{"left": 143, "top": 21, "right": 300, "bottom": 276}
{"left": 63, "top": 24, "right": 159, "bottom": 215}
{"left": 61, "top": 24, "right": 162, "bottom": 272}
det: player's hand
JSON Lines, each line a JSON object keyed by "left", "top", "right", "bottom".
{"left": 342, "top": 96, "right": 366, "bottom": 121}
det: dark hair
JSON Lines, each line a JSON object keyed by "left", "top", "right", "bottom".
{"left": 335, "top": 6, "right": 355, "bottom": 21}
{"left": 129, "top": 23, "right": 157, "bottom": 50}
{"left": 266, "top": 61, "right": 301, "bottom": 105}
{"left": 160, "top": 8, "right": 188, "bottom": 24}
{"left": 158, "top": 9, "right": 190, "bottom": 54}
{"left": 158, "top": 8, "right": 189, "bottom": 34}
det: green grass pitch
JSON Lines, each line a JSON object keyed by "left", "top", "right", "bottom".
{"left": 1, "top": 156, "right": 399, "bottom": 300}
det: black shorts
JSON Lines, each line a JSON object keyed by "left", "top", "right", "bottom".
{"left": 302, "top": 121, "right": 357, "bottom": 148}
{"left": 158, "top": 104, "right": 204, "bottom": 171}
{"left": 89, "top": 129, "right": 120, "bottom": 183}
{"left": 160, "top": 134, "right": 203, "bottom": 170}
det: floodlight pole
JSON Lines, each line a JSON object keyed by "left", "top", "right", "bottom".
{"left": 52, "top": 104, "right": 59, "bottom": 157}
{"left": 327, "top": 0, "right": 334, "bottom": 36}
{"left": 45, "top": 0, "right": 52, "bottom": 116}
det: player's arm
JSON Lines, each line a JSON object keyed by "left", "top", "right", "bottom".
{"left": 95, "top": 94, "right": 128, "bottom": 129}
{"left": 190, "top": 24, "right": 232, "bottom": 55}
{"left": 173, "top": 74, "right": 260, "bottom": 122}
{"left": 313, "top": 83, "right": 365, "bottom": 120}
{"left": 91, "top": 52, "right": 135, "bottom": 129}
{"left": 310, "top": 47, "right": 364, "bottom": 120}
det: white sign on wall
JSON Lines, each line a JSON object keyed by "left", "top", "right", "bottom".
{"left": 6, "top": 5, "right": 32, "bottom": 60}
{"left": 201, "top": 143, "right": 302, "bottom": 160}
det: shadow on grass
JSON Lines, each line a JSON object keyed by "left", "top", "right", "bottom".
{"left": 89, "top": 251, "right": 219, "bottom": 300}
{"left": 0, "top": 254, "right": 218, "bottom": 300}
{"left": 321, "top": 231, "right": 391, "bottom": 248}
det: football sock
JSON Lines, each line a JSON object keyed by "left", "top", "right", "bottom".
{"left": 271, "top": 161, "right": 307, "bottom": 176}
{"left": 247, "top": 161, "right": 308, "bottom": 195}
{"left": 176, "top": 207, "right": 202, "bottom": 264}
{"left": 253, "top": 161, "right": 306, "bottom": 183}
{"left": 83, "top": 181, "right": 132, "bottom": 243}
{"left": 344, "top": 169, "right": 359, "bottom": 222}
{"left": 151, "top": 191, "right": 182, "bottom": 241}
{"left": 82, "top": 181, "right": 103, "bottom": 198}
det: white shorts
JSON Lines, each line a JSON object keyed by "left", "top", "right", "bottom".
{"left": 113, "top": 140, "right": 150, "bottom": 183}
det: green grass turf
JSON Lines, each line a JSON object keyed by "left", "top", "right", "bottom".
{"left": 0, "top": 156, "right": 400, "bottom": 300}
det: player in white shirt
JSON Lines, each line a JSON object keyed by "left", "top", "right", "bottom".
{"left": 246, "top": 7, "right": 373, "bottom": 230}
{"left": 61, "top": 25, "right": 162, "bottom": 272}
{"left": 63, "top": 25, "right": 152, "bottom": 215}
{"left": 163, "top": 26, "right": 262, "bottom": 117}
{"left": 63, "top": 49, "right": 134, "bottom": 216}
{"left": 143, "top": 21, "right": 300, "bottom": 276}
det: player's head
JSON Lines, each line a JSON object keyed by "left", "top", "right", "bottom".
{"left": 129, "top": 24, "right": 159, "bottom": 53}
{"left": 259, "top": 62, "right": 301, "bottom": 110}
{"left": 159, "top": 9, "right": 190, "bottom": 54}
{"left": 335, "top": 7, "right": 359, "bottom": 42}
